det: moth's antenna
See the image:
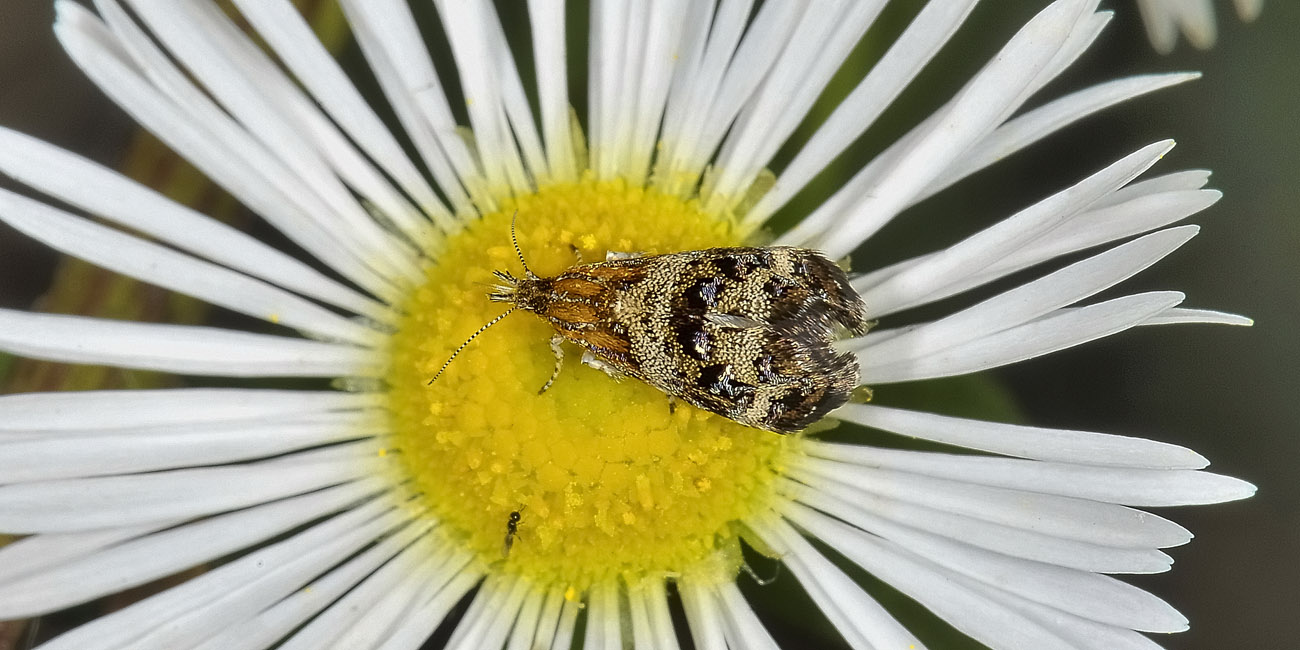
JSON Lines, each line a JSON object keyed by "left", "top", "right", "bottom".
{"left": 427, "top": 308, "right": 516, "bottom": 385}
{"left": 510, "top": 211, "right": 538, "bottom": 279}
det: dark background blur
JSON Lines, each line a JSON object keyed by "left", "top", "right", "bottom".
{"left": 1, "top": 1, "right": 1295, "bottom": 649}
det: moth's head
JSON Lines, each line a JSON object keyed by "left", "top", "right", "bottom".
{"left": 488, "top": 269, "right": 547, "bottom": 312}
{"left": 488, "top": 270, "right": 519, "bottom": 301}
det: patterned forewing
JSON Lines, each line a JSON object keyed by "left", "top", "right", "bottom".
{"left": 610, "top": 248, "right": 866, "bottom": 432}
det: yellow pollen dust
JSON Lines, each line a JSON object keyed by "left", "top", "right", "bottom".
{"left": 385, "top": 177, "right": 791, "bottom": 589}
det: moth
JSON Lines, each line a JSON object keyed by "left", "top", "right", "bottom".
{"left": 430, "top": 223, "right": 870, "bottom": 434}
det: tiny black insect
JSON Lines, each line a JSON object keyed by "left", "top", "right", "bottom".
{"left": 502, "top": 509, "right": 522, "bottom": 557}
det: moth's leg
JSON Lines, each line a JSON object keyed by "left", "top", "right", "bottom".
{"left": 539, "top": 334, "right": 565, "bottom": 395}
{"left": 605, "top": 250, "right": 643, "bottom": 261}
{"left": 568, "top": 244, "right": 584, "bottom": 264}
{"left": 740, "top": 556, "right": 781, "bottom": 586}
{"left": 581, "top": 350, "right": 625, "bottom": 380}
{"left": 666, "top": 395, "right": 678, "bottom": 414}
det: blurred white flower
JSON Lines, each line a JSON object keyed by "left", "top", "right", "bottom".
{"left": 1137, "top": 0, "right": 1262, "bottom": 53}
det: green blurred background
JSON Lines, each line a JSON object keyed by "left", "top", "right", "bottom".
{"left": 0, "top": 1, "right": 1295, "bottom": 648}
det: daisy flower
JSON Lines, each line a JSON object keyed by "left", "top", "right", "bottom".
{"left": 0, "top": 1, "right": 1256, "bottom": 649}
{"left": 1137, "top": 0, "right": 1263, "bottom": 53}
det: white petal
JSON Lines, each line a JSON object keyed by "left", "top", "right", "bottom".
{"left": 974, "top": 579, "right": 1172, "bottom": 650}
{"left": 286, "top": 532, "right": 434, "bottom": 650}
{"left": 130, "top": 513, "right": 424, "bottom": 650}
{"left": 437, "top": 575, "right": 500, "bottom": 650}
{"left": 54, "top": 3, "right": 401, "bottom": 298}
{"left": 855, "top": 140, "right": 1176, "bottom": 317}
{"left": 479, "top": 0, "right": 553, "bottom": 187}
{"left": 627, "top": 582, "right": 656, "bottom": 650}
{"left": 0, "top": 523, "right": 169, "bottom": 585}
{"left": 528, "top": 0, "right": 579, "bottom": 181}
{"left": 798, "top": 497, "right": 1186, "bottom": 632}
{"left": 434, "top": 1, "right": 532, "bottom": 195}
{"left": 716, "top": 582, "right": 780, "bottom": 650}
{"left": 0, "top": 127, "right": 388, "bottom": 321}
{"left": 1018, "top": 9, "right": 1111, "bottom": 111}
{"left": 655, "top": 0, "right": 756, "bottom": 195}
{"left": 504, "top": 583, "right": 548, "bottom": 650}
{"left": 600, "top": 0, "right": 689, "bottom": 186}
{"left": 709, "top": 0, "right": 887, "bottom": 210}
{"left": 743, "top": 0, "right": 979, "bottom": 227}
{"left": 853, "top": 182, "right": 1219, "bottom": 315}
{"left": 587, "top": 0, "right": 627, "bottom": 179}
{"left": 111, "top": 0, "right": 423, "bottom": 284}
{"left": 441, "top": 575, "right": 516, "bottom": 650}
{"left": 805, "top": 441, "right": 1256, "bottom": 507}
{"left": 1001, "top": 192, "right": 1218, "bottom": 282}
{"left": 797, "top": 0, "right": 1102, "bottom": 257}
{"left": 546, "top": 588, "right": 582, "bottom": 650}
{"left": 828, "top": 403, "right": 1209, "bottom": 468}
{"left": 781, "top": 477, "right": 1173, "bottom": 574}
{"left": 861, "top": 226, "right": 1197, "bottom": 366}
{"left": 227, "top": 0, "right": 449, "bottom": 227}
{"left": 0, "top": 188, "right": 385, "bottom": 346}
{"left": 652, "top": 0, "right": 721, "bottom": 184}
{"left": 0, "top": 411, "right": 383, "bottom": 482}
{"left": 75, "top": 491, "right": 397, "bottom": 650}
{"left": 87, "top": 0, "right": 419, "bottom": 283}
{"left": 0, "top": 309, "right": 374, "bottom": 378}
{"left": 922, "top": 73, "right": 1200, "bottom": 202}
{"left": 627, "top": 577, "right": 678, "bottom": 650}
{"left": 337, "top": 0, "right": 480, "bottom": 215}
{"left": 275, "top": 541, "right": 467, "bottom": 650}
{"left": 196, "top": 540, "right": 454, "bottom": 650}
{"left": 784, "top": 503, "right": 1081, "bottom": 650}
{"left": 0, "top": 480, "right": 385, "bottom": 623}
{"left": 747, "top": 513, "right": 928, "bottom": 650}
{"left": 859, "top": 292, "right": 1185, "bottom": 383}
{"left": 526, "top": 586, "right": 569, "bottom": 650}
{"left": 376, "top": 566, "right": 483, "bottom": 650}
{"left": 609, "top": 0, "right": 652, "bottom": 182}
{"left": 0, "top": 443, "right": 384, "bottom": 532}
{"left": 788, "top": 457, "right": 1191, "bottom": 548}
{"left": 477, "top": 0, "right": 555, "bottom": 187}
{"left": 582, "top": 579, "right": 623, "bottom": 650}
{"left": 658, "top": 1, "right": 804, "bottom": 193}
{"left": 679, "top": 575, "right": 726, "bottom": 650}
{"left": 1095, "top": 169, "right": 1213, "bottom": 206}
{"left": 933, "top": 190, "right": 1217, "bottom": 312}
{"left": 1142, "top": 307, "right": 1254, "bottom": 326}
{"left": 0, "top": 388, "right": 376, "bottom": 432}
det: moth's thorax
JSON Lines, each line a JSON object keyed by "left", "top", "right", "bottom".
{"left": 496, "top": 271, "right": 619, "bottom": 323}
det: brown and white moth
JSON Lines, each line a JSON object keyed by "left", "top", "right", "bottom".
{"left": 431, "top": 225, "right": 870, "bottom": 434}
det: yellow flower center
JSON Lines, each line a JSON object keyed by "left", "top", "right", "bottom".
{"left": 385, "top": 176, "right": 793, "bottom": 590}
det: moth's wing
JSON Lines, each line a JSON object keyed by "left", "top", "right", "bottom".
{"left": 761, "top": 248, "right": 869, "bottom": 335}
{"left": 684, "top": 248, "right": 868, "bottom": 336}
{"left": 618, "top": 248, "right": 864, "bottom": 433}
{"left": 640, "top": 249, "right": 864, "bottom": 432}
{"left": 674, "top": 315, "right": 860, "bottom": 433}
{"left": 757, "top": 331, "right": 860, "bottom": 432}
